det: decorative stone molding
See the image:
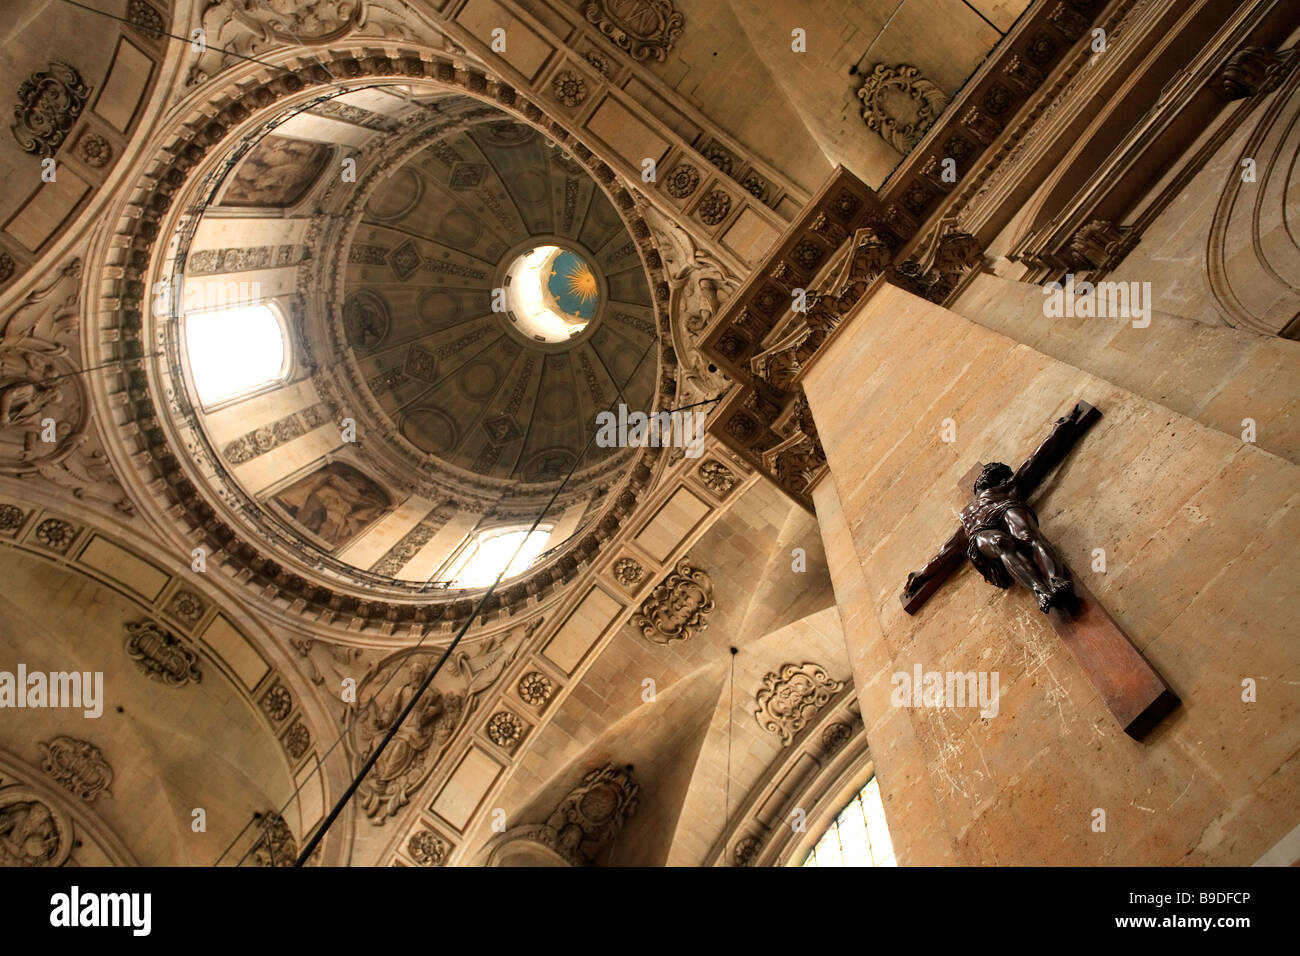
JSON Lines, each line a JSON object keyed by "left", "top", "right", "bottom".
{"left": 857, "top": 63, "right": 949, "bottom": 154}
{"left": 630, "top": 560, "right": 714, "bottom": 645}
{"left": 369, "top": 504, "right": 455, "bottom": 578}
{"left": 0, "top": 785, "right": 73, "bottom": 866}
{"left": 250, "top": 811, "right": 297, "bottom": 867}
{"left": 548, "top": 763, "right": 640, "bottom": 864}
{"left": 408, "top": 827, "right": 449, "bottom": 866}
{"left": 486, "top": 710, "right": 525, "bottom": 750}
{"left": 517, "top": 671, "right": 554, "bottom": 708}
{"left": 697, "top": 459, "right": 736, "bottom": 496}
{"left": 350, "top": 625, "right": 530, "bottom": 821}
{"left": 754, "top": 663, "right": 844, "bottom": 746}
{"left": 700, "top": 1, "right": 1112, "bottom": 496}
{"left": 124, "top": 620, "right": 203, "bottom": 686}
{"left": 1, "top": 257, "right": 133, "bottom": 515}
{"left": 1068, "top": 219, "right": 1138, "bottom": 272}
{"left": 1214, "top": 46, "right": 1293, "bottom": 100}
{"left": 39, "top": 737, "right": 113, "bottom": 801}
{"left": 485, "top": 763, "right": 639, "bottom": 866}
{"left": 585, "top": 0, "right": 684, "bottom": 63}
{"left": 611, "top": 555, "right": 645, "bottom": 589}
{"left": 10, "top": 62, "right": 90, "bottom": 158}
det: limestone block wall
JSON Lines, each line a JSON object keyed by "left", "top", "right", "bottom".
{"left": 953, "top": 272, "right": 1300, "bottom": 464}
{"left": 805, "top": 281, "right": 1298, "bottom": 865}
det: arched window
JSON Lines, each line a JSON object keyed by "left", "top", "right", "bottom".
{"left": 441, "top": 526, "right": 553, "bottom": 589}
{"left": 801, "top": 776, "right": 896, "bottom": 867}
{"left": 184, "top": 303, "right": 288, "bottom": 407}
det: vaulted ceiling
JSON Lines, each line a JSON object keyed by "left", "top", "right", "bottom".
{"left": 343, "top": 118, "right": 657, "bottom": 485}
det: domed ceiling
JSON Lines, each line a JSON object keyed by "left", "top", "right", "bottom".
{"left": 155, "top": 88, "right": 670, "bottom": 606}
{"left": 341, "top": 118, "right": 657, "bottom": 486}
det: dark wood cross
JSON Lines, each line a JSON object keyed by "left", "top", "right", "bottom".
{"left": 899, "top": 401, "right": 1179, "bottom": 739}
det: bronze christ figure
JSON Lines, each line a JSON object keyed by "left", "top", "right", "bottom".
{"left": 902, "top": 403, "right": 1094, "bottom": 614}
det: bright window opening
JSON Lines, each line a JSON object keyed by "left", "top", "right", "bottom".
{"left": 185, "top": 304, "right": 286, "bottom": 406}
{"left": 504, "top": 245, "right": 599, "bottom": 343}
{"left": 444, "top": 527, "right": 552, "bottom": 589}
{"left": 801, "top": 776, "right": 896, "bottom": 867}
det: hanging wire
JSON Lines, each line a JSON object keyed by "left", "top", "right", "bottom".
{"left": 282, "top": 332, "right": 662, "bottom": 866}
{"left": 725, "top": 645, "right": 737, "bottom": 863}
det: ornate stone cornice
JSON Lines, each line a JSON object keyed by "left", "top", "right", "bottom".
{"left": 698, "top": 0, "right": 1120, "bottom": 509}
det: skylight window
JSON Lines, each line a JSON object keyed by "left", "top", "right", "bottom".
{"left": 503, "top": 244, "right": 600, "bottom": 343}
{"left": 801, "top": 776, "right": 896, "bottom": 867}
{"left": 185, "top": 304, "right": 287, "bottom": 407}
{"left": 443, "top": 527, "right": 553, "bottom": 589}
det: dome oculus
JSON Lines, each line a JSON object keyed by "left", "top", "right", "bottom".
{"left": 504, "top": 244, "right": 603, "bottom": 344}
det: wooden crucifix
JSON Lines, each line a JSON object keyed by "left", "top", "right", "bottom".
{"left": 899, "top": 402, "right": 1179, "bottom": 739}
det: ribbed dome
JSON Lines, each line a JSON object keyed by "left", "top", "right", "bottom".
{"left": 341, "top": 118, "right": 657, "bottom": 485}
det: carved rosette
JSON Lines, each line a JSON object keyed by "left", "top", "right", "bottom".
{"left": 630, "top": 561, "right": 714, "bottom": 645}
{"left": 666, "top": 163, "right": 700, "bottom": 199}
{"left": 821, "top": 721, "right": 853, "bottom": 754}
{"left": 551, "top": 70, "right": 588, "bottom": 107}
{"left": 697, "top": 189, "right": 732, "bottom": 226}
{"left": 754, "top": 663, "right": 845, "bottom": 746}
{"left": 32, "top": 518, "right": 76, "bottom": 553}
{"left": 165, "top": 589, "right": 205, "bottom": 627}
{"left": 124, "top": 620, "right": 202, "bottom": 686}
{"left": 517, "top": 671, "right": 554, "bottom": 708}
{"left": 408, "top": 828, "right": 449, "bottom": 866}
{"left": 487, "top": 711, "right": 525, "bottom": 750}
{"left": 733, "top": 834, "right": 761, "bottom": 867}
{"left": 612, "top": 555, "right": 645, "bottom": 589}
{"left": 260, "top": 681, "right": 293, "bottom": 723}
{"left": 39, "top": 737, "right": 113, "bottom": 801}
{"left": 857, "top": 64, "right": 949, "bottom": 154}
{"left": 585, "top": 0, "right": 684, "bottom": 63}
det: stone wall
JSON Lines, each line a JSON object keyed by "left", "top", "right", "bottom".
{"left": 953, "top": 272, "right": 1300, "bottom": 464}
{"left": 805, "top": 281, "right": 1298, "bottom": 865}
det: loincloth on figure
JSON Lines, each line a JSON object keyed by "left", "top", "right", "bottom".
{"left": 962, "top": 499, "right": 1038, "bottom": 590}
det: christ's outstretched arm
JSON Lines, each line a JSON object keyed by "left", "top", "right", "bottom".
{"left": 1012, "top": 402, "right": 1093, "bottom": 495}
{"left": 903, "top": 525, "right": 968, "bottom": 599}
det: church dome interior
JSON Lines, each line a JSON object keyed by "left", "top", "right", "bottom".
{"left": 0, "top": 0, "right": 1296, "bottom": 906}
{"left": 156, "top": 94, "right": 659, "bottom": 600}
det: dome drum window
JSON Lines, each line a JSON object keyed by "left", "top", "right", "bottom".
{"left": 182, "top": 302, "right": 291, "bottom": 409}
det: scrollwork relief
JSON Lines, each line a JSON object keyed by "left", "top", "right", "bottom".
{"left": 754, "top": 663, "right": 844, "bottom": 746}
{"left": 630, "top": 561, "right": 714, "bottom": 645}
